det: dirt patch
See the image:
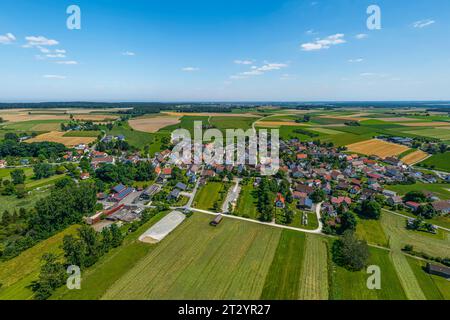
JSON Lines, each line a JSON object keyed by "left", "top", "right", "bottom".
{"left": 129, "top": 116, "right": 181, "bottom": 133}
{"left": 401, "top": 150, "right": 429, "bottom": 165}
{"left": 26, "top": 131, "right": 96, "bottom": 147}
{"left": 347, "top": 139, "right": 409, "bottom": 158}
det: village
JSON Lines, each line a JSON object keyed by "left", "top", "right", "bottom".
{"left": 28, "top": 131, "right": 446, "bottom": 242}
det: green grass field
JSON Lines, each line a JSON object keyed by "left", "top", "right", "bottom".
{"left": 193, "top": 182, "right": 228, "bottom": 211}
{"left": 406, "top": 256, "right": 449, "bottom": 300}
{"left": 403, "top": 128, "right": 450, "bottom": 140}
{"left": 159, "top": 116, "right": 209, "bottom": 135}
{"left": 356, "top": 217, "right": 389, "bottom": 247}
{"left": 235, "top": 181, "right": 259, "bottom": 219}
{"left": 330, "top": 247, "right": 407, "bottom": 300}
{"left": 209, "top": 116, "right": 256, "bottom": 131}
{"left": 108, "top": 122, "right": 153, "bottom": 150}
{"left": 260, "top": 230, "right": 306, "bottom": 299}
{"left": 381, "top": 212, "right": 449, "bottom": 259}
{"left": 101, "top": 214, "right": 281, "bottom": 299}
{"left": 0, "top": 225, "right": 80, "bottom": 300}
{"left": 421, "top": 152, "right": 450, "bottom": 172}
{"left": 1, "top": 120, "right": 66, "bottom": 131}
{"left": 387, "top": 182, "right": 450, "bottom": 200}
{"left": 63, "top": 130, "right": 101, "bottom": 137}
{"left": 0, "top": 189, "right": 49, "bottom": 215}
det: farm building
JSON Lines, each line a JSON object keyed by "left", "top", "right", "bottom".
{"left": 111, "top": 184, "right": 134, "bottom": 202}
{"left": 139, "top": 211, "right": 185, "bottom": 243}
{"left": 210, "top": 214, "right": 223, "bottom": 227}
{"left": 426, "top": 263, "right": 450, "bottom": 279}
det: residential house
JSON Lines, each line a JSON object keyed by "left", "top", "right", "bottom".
{"left": 405, "top": 201, "right": 421, "bottom": 212}
{"left": 432, "top": 201, "right": 450, "bottom": 214}
{"left": 275, "top": 193, "right": 286, "bottom": 208}
{"left": 387, "top": 196, "right": 403, "bottom": 206}
{"left": 175, "top": 182, "right": 187, "bottom": 191}
{"left": 0, "top": 160, "right": 7, "bottom": 168}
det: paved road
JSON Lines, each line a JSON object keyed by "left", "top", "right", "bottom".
{"left": 191, "top": 203, "right": 324, "bottom": 234}
{"left": 221, "top": 178, "right": 241, "bottom": 213}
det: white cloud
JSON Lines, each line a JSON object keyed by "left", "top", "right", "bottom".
{"left": 0, "top": 33, "right": 16, "bottom": 44}
{"left": 43, "top": 74, "right": 66, "bottom": 79}
{"left": 230, "top": 62, "right": 288, "bottom": 79}
{"left": 55, "top": 60, "right": 78, "bottom": 65}
{"left": 301, "top": 33, "right": 346, "bottom": 51}
{"left": 348, "top": 58, "right": 364, "bottom": 63}
{"left": 234, "top": 59, "right": 254, "bottom": 65}
{"left": 122, "top": 51, "right": 136, "bottom": 56}
{"left": 182, "top": 67, "right": 200, "bottom": 72}
{"left": 413, "top": 19, "right": 435, "bottom": 28}
{"left": 280, "top": 74, "right": 297, "bottom": 80}
{"left": 46, "top": 53, "right": 66, "bottom": 58}
{"left": 24, "top": 36, "right": 59, "bottom": 47}
{"left": 55, "top": 49, "right": 66, "bottom": 54}
{"left": 305, "top": 29, "right": 318, "bottom": 35}
{"left": 355, "top": 33, "right": 368, "bottom": 40}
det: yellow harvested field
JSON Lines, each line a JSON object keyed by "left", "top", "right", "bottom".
{"left": 401, "top": 150, "right": 429, "bottom": 165}
{"left": 401, "top": 122, "right": 450, "bottom": 127}
{"left": 347, "top": 139, "right": 409, "bottom": 158}
{"left": 162, "top": 112, "right": 259, "bottom": 118}
{"left": 26, "top": 131, "right": 96, "bottom": 147}
{"left": 129, "top": 116, "right": 181, "bottom": 133}
{"left": 255, "top": 121, "right": 309, "bottom": 127}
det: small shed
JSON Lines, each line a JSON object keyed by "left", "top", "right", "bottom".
{"left": 210, "top": 214, "right": 223, "bottom": 227}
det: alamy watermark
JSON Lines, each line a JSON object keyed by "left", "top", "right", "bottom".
{"left": 67, "top": 5, "right": 81, "bottom": 30}
{"left": 366, "top": 265, "right": 381, "bottom": 290}
{"left": 171, "top": 121, "right": 280, "bottom": 176}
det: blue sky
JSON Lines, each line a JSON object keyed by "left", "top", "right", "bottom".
{"left": 0, "top": 0, "right": 449, "bottom": 101}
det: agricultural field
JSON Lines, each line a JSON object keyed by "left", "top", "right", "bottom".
{"left": 420, "top": 152, "right": 450, "bottom": 172}
{"left": 400, "top": 150, "right": 429, "bottom": 165}
{"left": 63, "top": 131, "right": 101, "bottom": 137}
{"left": 26, "top": 131, "right": 96, "bottom": 147}
{"left": 407, "top": 257, "right": 450, "bottom": 300}
{"left": 330, "top": 247, "right": 407, "bottom": 300}
{"left": 129, "top": 115, "right": 181, "bottom": 133}
{"left": 347, "top": 139, "right": 409, "bottom": 158}
{"left": 159, "top": 115, "right": 209, "bottom": 136}
{"left": 0, "top": 225, "right": 80, "bottom": 300}
{"left": 1, "top": 119, "right": 66, "bottom": 132}
{"left": 403, "top": 127, "right": 450, "bottom": 140}
{"left": 101, "top": 214, "right": 281, "bottom": 300}
{"left": 193, "top": 182, "right": 228, "bottom": 211}
{"left": 108, "top": 123, "right": 153, "bottom": 150}
{"left": 356, "top": 217, "right": 389, "bottom": 247}
{"left": 0, "top": 109, "right": 118, "bottom": 123}
{"left": 210, "top": 116, "right": 256, "bottom": 131}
